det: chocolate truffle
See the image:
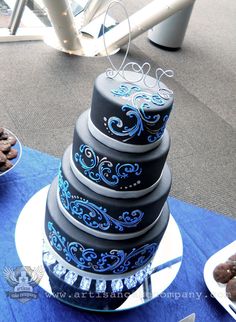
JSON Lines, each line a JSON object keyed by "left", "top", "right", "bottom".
{"left": 227, "top": 254, "right": 236, "bottom": 276}
{"left": 226, "top": 277, "right": 236, "bottom": 301}
{"left": 0, "top": 141, "right": 11, "bottom": 152}
{"left": 0, "top": 151, "right": 7, "bottom": 164}
{"left": 6, "top": 148, "right": 18, "bottom": 160}
{"left": 228, "top": 254, "right": 236, "bottom": 262}
{"left": 213, "top": 263, "right": 234, "bottom": 283}
{"left": 7, "top": 135, "right": 17, "bottom": 146}
{"left": 0, "top": 132, "right": 9, "bottom": 140}
{"left": 0, "top": 160, "right": 13, "bottom": 172}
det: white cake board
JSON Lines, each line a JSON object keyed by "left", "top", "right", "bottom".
{"left": 15, "top": 185, "right": 183, "bottom": 312}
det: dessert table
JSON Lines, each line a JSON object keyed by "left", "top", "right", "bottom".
{"left": 0, "top": 146, "right": 235, "bottom": 322}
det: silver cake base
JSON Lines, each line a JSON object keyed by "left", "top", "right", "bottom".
{"left": 15, "top": 185, "right": 183, "bottom": 312}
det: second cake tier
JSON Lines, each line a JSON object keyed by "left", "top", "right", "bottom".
{"left": 71, "top": 110, "right": 170, "bottom": 199}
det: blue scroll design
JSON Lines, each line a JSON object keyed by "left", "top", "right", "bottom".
{"left": 111, "top": 84, "right": 141, "bottom": 97}
{"left": 47, "top": 221, "right": 157, "bottom": 273}
{"left": 107, "top": 104, "right": 144, "bottom": 141}
{"left": 58, "top": 169, "right": 144, "bottom": 231}
{"left": 58, "top": 166, "right": 71, "bottom": 210}
{"left": 74, "top": 144, "right": 142, "bottom": 186}
{"left": 133, "top": 92, "right": 165, "bottom": 108}
{"left": 111, "top": 84, "right": 165, "bottom": 107}
{"left": 106, "top": 101, "right": 169, "bottom": 143}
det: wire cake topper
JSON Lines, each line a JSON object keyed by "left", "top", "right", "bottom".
{"left": 102, "top": 0, "right": 174, "bottom": 100}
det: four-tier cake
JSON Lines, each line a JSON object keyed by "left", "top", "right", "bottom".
{"left": 42, "top": 69, "right": 174, "bottom": 310}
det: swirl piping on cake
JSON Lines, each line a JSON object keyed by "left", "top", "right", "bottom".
{"left": 105, "top": 103, "right": 168, "bottom": 143}
{"left": 74, "top": 144, "right": 142, "bottom": 186}
{"left": 47, "top": 221, "right": 157, "bottom": 274}
{"left": 88, "top": 115, "right": 164, "bottom": 153}
{"left": 70, "top": 148, "right": 163, "bottom": 198}
{"left": 58, "top": 165, "right": 71, "bottom": 209}
{"left": 111, "top": 84, "right": 141, "bottom": 97}
{"left": 43, "top": 247, "right": 155, "bottom": 292}
{"left": 111, "top": 84, "right": 165, "bottom": 107}
{"left": 58, "top": 169, "right": 144, "bottom": 232}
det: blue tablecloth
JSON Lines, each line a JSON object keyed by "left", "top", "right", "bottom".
{"left": 0, "top": 147, "right": 235, "bottom": 322}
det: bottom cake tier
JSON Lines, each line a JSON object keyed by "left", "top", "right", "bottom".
{"left": 44, "top": 178, "right": 170, "bottom": 275}
{"left": 43, "top": 178, "right": 170, "bottom": 308}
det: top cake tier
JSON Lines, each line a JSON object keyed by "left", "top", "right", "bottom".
{"left": 89, "top": 71, "right": 174, "bottom": 153}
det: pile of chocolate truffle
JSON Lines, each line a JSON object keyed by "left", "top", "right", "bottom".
{"left": 213, "top": 253, "right": 236, "bottom": 301}
{"left": 0, "top": 128, "right": 18, "bottom": 173}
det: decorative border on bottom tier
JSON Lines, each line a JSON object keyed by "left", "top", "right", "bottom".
{"left": 43, "top": 233, "right": 154, "bottom": 279}
{"left": 43, "top": 240, "right": 153, "bottom": 293}
{"left": 88, "top": 114, "right": 164, "bottom": 153}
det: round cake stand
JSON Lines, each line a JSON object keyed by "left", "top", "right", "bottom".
{"left": 15, "top": 186, "right": 183, "bottom": 312}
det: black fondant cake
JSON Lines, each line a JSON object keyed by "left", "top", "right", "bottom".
{"left": 43, "top": 69, "right": 174, "bottom": 308}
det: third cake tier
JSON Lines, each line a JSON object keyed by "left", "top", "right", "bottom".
{"left": 59, "top": 145, "right": 171, "bottom": 239}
